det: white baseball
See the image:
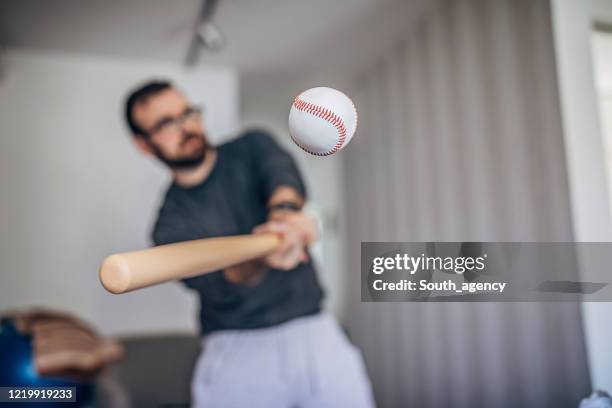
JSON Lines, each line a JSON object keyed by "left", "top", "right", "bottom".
{"left": 288, "top": 87, "right": 357, "bottom": 156}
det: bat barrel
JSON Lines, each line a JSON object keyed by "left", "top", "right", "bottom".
{"left": 100, "top": 255, "right": 132, "bottom": 294}
{"left": 99, "top": 234, "right": 281, "bottom": 294}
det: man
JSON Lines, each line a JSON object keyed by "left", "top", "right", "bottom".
{"left": 124, "top": 80, "right": 374, "bottom": 408}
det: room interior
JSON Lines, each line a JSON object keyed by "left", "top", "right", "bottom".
{"left": 1, "top": 0, "right": 611, "bottom": 406}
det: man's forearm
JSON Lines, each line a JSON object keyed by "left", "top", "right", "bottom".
{"left": 221, "top": 186, "right": 302, "bottom": 284}
{"left": 267, "top": 185, "right": 304, "bottom": 210}
{"left": 222, "top": 185, "right": 314, "bottom": 279}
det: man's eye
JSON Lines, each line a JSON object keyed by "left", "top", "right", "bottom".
{"left": 186, "top": 106, "right": 202, "bottom": 116}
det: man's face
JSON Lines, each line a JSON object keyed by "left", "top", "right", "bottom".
{"left": 133, "top": 88, "right": 208, "bottom": 169}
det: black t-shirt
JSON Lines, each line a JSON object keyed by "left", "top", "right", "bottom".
{"left": 152, "top": 130, "right": 324, "bottom": 335}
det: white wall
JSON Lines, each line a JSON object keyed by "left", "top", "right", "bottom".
{"left": 0, "top": 49, "right": 239, "bottom": 336}
{"left": 551, "top": 0, "right": 612, "bottom": 393}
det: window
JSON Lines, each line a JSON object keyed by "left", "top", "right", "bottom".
{"left": 592, "top": 28, "right": 612, "bottom": 216}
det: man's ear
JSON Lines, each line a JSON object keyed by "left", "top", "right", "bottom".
{"left": 133, "top": 135, "right": 154, "bottom": 156}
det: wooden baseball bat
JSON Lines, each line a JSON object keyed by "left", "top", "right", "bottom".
{"left": 99, "top": 233, "right": 281, "bottom": 294}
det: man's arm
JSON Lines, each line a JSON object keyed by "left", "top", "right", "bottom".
{"left": 258, "top": 185, "right": 318, "bottom": 268}
{"left": 267, "top": 185, "right": 304, "bottom": 211}
{"left": 265, "top": 186, "right": 317, "bottom": 243}
{"left": 223, "top": 185, "right": 317, "bottom": 283}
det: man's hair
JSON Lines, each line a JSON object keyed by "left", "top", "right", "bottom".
{"left": 124, "top": 80, "right": 172, "bottom": 136}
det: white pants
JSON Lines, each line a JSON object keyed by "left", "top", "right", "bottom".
{"left": 192, "top": 313, "right": 375, "bottom": 408}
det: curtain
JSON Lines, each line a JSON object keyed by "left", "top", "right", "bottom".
{"left": 343, "top": 0, "right": 591, "bottom": 406}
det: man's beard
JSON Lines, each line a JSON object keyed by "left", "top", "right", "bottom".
{"left": 150, "top": 131, "right": 208, "bottom": 170}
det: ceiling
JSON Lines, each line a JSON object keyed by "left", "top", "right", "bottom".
{"left": 0, "top": 0, "right": 430, "bottom": 79}
{"left": 0, "top": 0, "right": 201, "bottom": 62}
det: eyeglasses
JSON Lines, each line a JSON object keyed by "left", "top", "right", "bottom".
{"left": 145, "top": 106, "right": 203, "bottom": 138}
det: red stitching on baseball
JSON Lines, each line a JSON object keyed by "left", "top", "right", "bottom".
{"left": 292, "top": 95, "right": 350, "bottom": 156}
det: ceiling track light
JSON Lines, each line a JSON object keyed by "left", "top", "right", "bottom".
{"left": 185, "top": 0, "right": 224, "bottom": 66}
{"left": 197, "top": 19, "right": 226, "bottom": 52}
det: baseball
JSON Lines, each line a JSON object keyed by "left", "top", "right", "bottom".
{"left": 288, "top": 87, "right": 358, "bottom": 156}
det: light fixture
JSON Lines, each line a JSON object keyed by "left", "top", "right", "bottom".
{"left": 197, "top": 19, "right": 226, "bottom": 52}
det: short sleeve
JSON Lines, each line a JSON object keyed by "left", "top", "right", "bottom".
{"left": 242, "top": 130, "right": 307, "bottom": 200}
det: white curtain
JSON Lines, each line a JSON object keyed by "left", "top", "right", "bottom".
{"left": 343, "top": 0, "right": 590, "bottom": 406}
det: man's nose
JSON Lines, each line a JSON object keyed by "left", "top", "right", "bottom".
{"left": 181, "top": 118, "right": 200, "bottom": 133}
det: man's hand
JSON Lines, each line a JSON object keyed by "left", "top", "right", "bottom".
{"left": 253, "top": 211, "right": 318, "bottom": 271}
{"left": 9, "top": 309, "right": 124, "bottom": 381}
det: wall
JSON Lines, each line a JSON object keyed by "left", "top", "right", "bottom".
{"left": 343, "top": 0, "right": 591, "bottom": 406}
{"left": 0, "top": 49, "right": 239, "bottom": 336}
{"left": 551, "top": 0, "right": 612, "bottom": 393}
